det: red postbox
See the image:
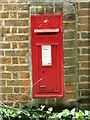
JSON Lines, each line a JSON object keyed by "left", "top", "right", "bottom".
{"left": 31, "top": 14, "right": 64, "bottom": 98}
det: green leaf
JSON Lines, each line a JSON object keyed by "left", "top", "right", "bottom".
{"left": 62, "top": 109, "right": 71, "bottom": 117}
{"left": 85, "top": 110, "right": 89, "bottom": 116}
{"left": 0, "top": 116, "right": 2, "bottom": 120}
{"left": 48, "top": 107, "right": 53, "bottom": 112}
{"left": 56, "top": 112, "right": 63, "bottom": 118}
{"left": 17, "top": 109, "right": 22, "bottom": 114}
{"left": 71, "top": 108, "right": 76, "bottom": 116}
{"left": 40, "top": 105, "right": 45, "bottom": 111}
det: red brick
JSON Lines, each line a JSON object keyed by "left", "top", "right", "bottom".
{"left": 80, "top": 76, "right": 89, "bottom": 82}
{"left": 78, "top": 40, "right": 89, "bottom": 47}
{"left": 2, "top": 73, "right": 11, "bottom": 79}
{"left": 5, "top": 35, "right": 28, "bottom": 41}
{"left": 13, "top": 72, "right": 18, "bottom": 79}
{"left": 18, "top": 42, "right": 28, "bottom": 48}
{"left": 2, "top": 12, "right": 9, "bottom": 18}
{"left": 79, "top": 69, "right": 89, "bottom": 75}
{"left": 2, "top": 57, "right": 11, "bottom": 64}
{"left": 65, "top": 93, "right": 75, "bottom": 100}
{"left": 5, "top": 20, "right": 28, "bottom": 26}
{"left": 79, "top": 83, "right": 89, "bottom": 89}
{"left": 0, "top": 66, "right": 4, "bottom": 71}
{"left": 78, "top": 17, "right": 89, "bottom": 24}
{"left": 2, "top": 94, "right": 6, "bottom": 101}
{"left": 19, "top": 57, "right": 26, "bottom": 64}
{"left": 80, "top": 2, "right": 89, "bottom": 9}
{"left": 10, "top": 12, "right": 17, "bottom": 18}
{"left": 0, "top": 51, "right": 4, "bottom": 56}
{"left": 5, "top": 50, "right": 15, "bottom": 56}
{"left": 6, "top": 65, "right": 29, "bottom": 71}
{"left": 15, "top": 50, "right": 28, "bottom": 56}
{"left": 81, "top": 90, "right": 90, "bottom": 96}
{"left": 18, "top": 27, "right": 29, "bottom": 33}
{"left": 19, "top": 80, "right": 30, "bottom": 86}
{"left": 7, "top": 80, "right": 19, "bottom": 86}
{"left": 55, "top": 4, "right": 62, "bottom": 14}
{"left": 0, "top": 43, "right": 10, "bottom": 49}
{"left": 2, "top": 43, "right": 10, "bottom": 49}
{"left": 7, "top": 93, "right": 30, "bottom": 101}
{"left": 80, "top": 62, "right": 90, "bottom": 68}
{"left": 2, "top": 27, "right": 10, "bottom": 34}
{"left": 2, "top": 87, "right": 13, "bottom": 93}
{"left": 21, "top": 93, "right": 30, "bottom": 101}
{"left": 4, "top": 4, "right": 29, "bottom": 11}
{"left": 20, "top": 87, "right": 30, "bottom": 93}
{"left": 7, "top": 80, "right": 30, "bottom": 86}
{"left": 82, "top": 48, "right": 90, "bottom": 54}
{"left": 12, "top": 57, "right": 18, "bottom": 64}
{"left": 12, "top": 28, "right": 17, "bottom": 33}
{"left": 18, "top": 12, "right": 29, "bottom": 18}
{"left": 78, "top": 25, "right": 89, "bottom": 31}
{"left": 20, "top": 72, "right": 30, "bottom": 79}
{"left": 65, "top": 84, "right": 75, "bottom": 92}
{"left": 12, "top": 43, "right": 17, "bottom": 49}
{"left": 78, "top": 55, "right": 90, "bottom": 61}
{"left": 64, "top": 22, "right": 75, "bottom": 30}
{"left": 78, "top": 10, "right": 89, "bottom": 16}
{"left": 65, "top": 66, "right": 76, "bottom": 75}
{"left": 0, "top": 80, "right": 5, "bottom": 86}
{"left": 7, "top": 94, "right": 21, "bottom": 101}
{"left": 14, "top": 87, "right": 20, "bottom": 93}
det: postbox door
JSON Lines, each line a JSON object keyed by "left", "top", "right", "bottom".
{"left": 37, "top": 44, "right": 59, "bottom": 92}
{"left": 31, "top": 14, "right": 64, "bottom": 98}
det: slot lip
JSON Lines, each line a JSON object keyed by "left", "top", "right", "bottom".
{"left": 40, "top": 85, "right": 46, "bottom": 88}
{"left": 34, "top": 28, "right": 59, "bottom": 33}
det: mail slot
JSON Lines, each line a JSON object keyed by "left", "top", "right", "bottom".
{"left": 31, "top": 14, "right": 64, "bottom": 98}
{"left": 34, "top": 28, "right": 59, "bottom": 33}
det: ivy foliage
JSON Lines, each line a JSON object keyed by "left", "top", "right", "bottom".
{"left": 0, "top": 104, "right": 90, "bottom": 120}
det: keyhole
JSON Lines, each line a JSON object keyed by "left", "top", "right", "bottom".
{"left": 43, "top": 70, "right": 44, "bottom": 74}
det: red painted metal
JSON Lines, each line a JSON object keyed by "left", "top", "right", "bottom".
{"left": 31, "top": 14, "right": 64, "bottom": 98}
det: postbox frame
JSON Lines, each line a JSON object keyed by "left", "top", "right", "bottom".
{"left": 31, "top": 14, "right": 64, "bottom": 98}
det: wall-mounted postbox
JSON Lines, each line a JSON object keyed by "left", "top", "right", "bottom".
{"left": 31, "top": 14, "right": 64, "bottom": 98}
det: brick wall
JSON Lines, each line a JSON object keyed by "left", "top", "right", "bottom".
{"left": 0, "top": 0, "right": 89, "bottom": 109}
{"left": 77, "top": 2, "right": 90, "bottom": 109}
{"left": 0, "top": 2, "right": 31, "bottom": 107}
